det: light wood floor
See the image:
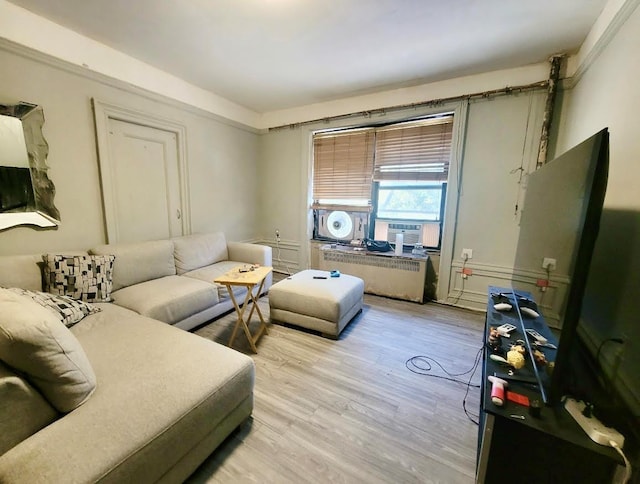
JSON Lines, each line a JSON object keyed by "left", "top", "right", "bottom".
{"left": 187, "top": 287, "right": 486, "bottom": 484}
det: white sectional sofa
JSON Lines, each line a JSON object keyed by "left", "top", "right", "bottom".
{"left": 0, "top": 232, "right": 272, "bottom": 483}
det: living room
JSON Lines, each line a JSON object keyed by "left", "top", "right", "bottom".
{"left": 1, "top": 0, "right": 639, "bottom": 482}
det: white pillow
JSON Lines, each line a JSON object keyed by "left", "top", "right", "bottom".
{"left": 0, "top": 289, "right": 97, "bottom": 413}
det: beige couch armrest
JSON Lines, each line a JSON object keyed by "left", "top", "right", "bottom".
{"left": 227, "top": 242, "right": 272, "bottom": 267}
{"left": 227, "top": 242, "right": 273, "bottom": 292}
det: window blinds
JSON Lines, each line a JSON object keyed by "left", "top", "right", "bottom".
{"left": 312, "top": 129, "right": 374, "bottom": 208}
{"left": 312, "top": 114, "right": 454, "bottom": 209}
{"left": 373, "top": 116, "right": 453, "bottom": 182}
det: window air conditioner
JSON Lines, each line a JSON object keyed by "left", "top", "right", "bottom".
{"left": 386, "top": 223, "right": 423, "bottom": 246}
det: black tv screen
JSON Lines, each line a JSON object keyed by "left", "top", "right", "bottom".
{"left": 511, "top": 128, "right": 609, "bottom": 407}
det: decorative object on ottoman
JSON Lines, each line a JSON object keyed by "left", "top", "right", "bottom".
{"left": 269, "top": 269, "right": 364, "bottom": 339}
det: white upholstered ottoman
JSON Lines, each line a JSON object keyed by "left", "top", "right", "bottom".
{"left": 269, "top": 269, "right": 364, "bottom": 338}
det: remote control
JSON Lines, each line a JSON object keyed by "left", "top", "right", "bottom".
{"left": 496, "top": 323, "right": 516, "bottom": 336}
{"left": 526, "top": 328, "right": 547, "bottom": 344}
{"left": 313, "top": 276, "right": 327, "bottom": 279}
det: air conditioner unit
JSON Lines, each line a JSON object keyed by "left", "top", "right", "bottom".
{"left": 317, "top": 210, "right": 368, "bottom": 241}
{"left": 387, "top": 223, "right": 423, "bottom": 246}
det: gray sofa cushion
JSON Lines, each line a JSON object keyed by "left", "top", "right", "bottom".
{"left": 90, "top": 240, "right": 176, "bottom": 291}
{"left": 173, "top": 232, "right": 229, "bottom": 275}
{"left": 0, "top": 361, "right": 59, "bottom": 456}
{"left": 0, "top": 254, "right": 44, "bottom": 291}
{"left": 183, "top": 261, "right": 249, "bottom": 300}
{"left": 110, "top": 275, "right": 219, "bottom": 324}
{"left": 0, "top": 304, "right": 255, "bottom": 483}
{"left": 0, "top": 289, "right": 97, "bottom": 413}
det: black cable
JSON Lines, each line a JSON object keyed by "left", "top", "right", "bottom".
{"left": 595, "top": 337, "right": 624, "bottom": 367}
{"left": 405, "top": 346, "right": 483, "bottom": 425}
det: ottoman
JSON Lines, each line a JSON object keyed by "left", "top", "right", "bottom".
{"left": 269, "top": 269, "right": 364, "bottom": 338}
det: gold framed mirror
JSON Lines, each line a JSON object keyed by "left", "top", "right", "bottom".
{"left": 0, "top": 102, "right": 59, "bottom": 231}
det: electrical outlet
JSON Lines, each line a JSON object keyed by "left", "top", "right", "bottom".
{"left": 275, "top": 229, "right": 280, "bottom": 240}
{"left": 461, "top": 248, "right": 472, "bottom": 260}
{"left": 542, "top": 257, "right": 556, "bottom": 270}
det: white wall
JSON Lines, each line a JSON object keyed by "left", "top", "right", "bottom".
{"left": 554, "top": 2, "right": 640, "bottom": 419}
{"left": 0, "top": 43, "right": 260, "bottom": 255}
{"left": 257, "top": 92, "right": 547, "bottom": 309}
{"left": 449, "top": 91, "right": 547, "bottom": 308}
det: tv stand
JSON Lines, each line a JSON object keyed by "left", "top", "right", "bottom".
{"left": 476, "top": 287, "right": 621, "bottom": 483}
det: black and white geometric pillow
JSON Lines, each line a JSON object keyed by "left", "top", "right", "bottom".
{"left": 43, "top": 254, "right": 116, "bottom": 303}
{"left": 5, "top": 287, "right": 100, "bottom": 328}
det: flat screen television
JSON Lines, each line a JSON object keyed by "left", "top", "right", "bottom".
{"left": 510, "top": 128, "right": 610, "bottom": 408}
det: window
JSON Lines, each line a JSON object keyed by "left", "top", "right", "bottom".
{"left": 312, "top": 114, "right": 453, "bottom": 249}
{"left": 376, "top": 181, "right": 445, "bottom": 221}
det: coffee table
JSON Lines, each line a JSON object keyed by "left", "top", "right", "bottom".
{"left": 214, "top": 265, "right": 273, "bottom": 353}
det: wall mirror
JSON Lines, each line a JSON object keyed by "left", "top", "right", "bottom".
{"left": 0, "top": 102, "right": 59, "bottom": 231}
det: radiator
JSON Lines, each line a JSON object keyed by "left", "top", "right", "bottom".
{"left": 319, "top": 247, "right": 428, "bottom": 303}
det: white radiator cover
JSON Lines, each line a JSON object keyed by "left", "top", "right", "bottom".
{"left": 319, "top": 247, "right": 428, "bottom": 303}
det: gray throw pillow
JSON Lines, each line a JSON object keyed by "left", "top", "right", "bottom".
{"left": 0, "top": 288, "right": 97, "bottom": 413}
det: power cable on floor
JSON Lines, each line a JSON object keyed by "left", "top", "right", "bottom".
{"left": 406, "top": 346, "right": 483, "bottom": 425}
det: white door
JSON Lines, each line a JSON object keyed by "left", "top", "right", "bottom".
{"left": 106, "top": 119, "right": 183, "bottom": 243}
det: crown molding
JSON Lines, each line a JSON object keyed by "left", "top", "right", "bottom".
{"left": 568, "top": 0, "right": 640, "bottom": 88}
{"left": 0, "top": 37, "right": 259, "bottom": 134}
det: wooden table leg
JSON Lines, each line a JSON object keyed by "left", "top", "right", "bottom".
{"left": 251, "top": 279, "right": 268, "bottom": 334}
{"left": 227, "top": 283, "right": 259, "bottom": 353}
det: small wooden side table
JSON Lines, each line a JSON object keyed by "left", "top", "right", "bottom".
{"left": 214, "top": 265, "right": 273, "bottom": 353}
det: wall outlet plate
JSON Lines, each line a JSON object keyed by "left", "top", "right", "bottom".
{"left": 461, "top": 248, "right": 473, "bottom": 260}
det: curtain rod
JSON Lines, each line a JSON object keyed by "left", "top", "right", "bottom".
{"left": 268, "top": 80, "right": 549, "bottom": 131}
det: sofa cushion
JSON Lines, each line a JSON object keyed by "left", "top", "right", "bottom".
{"left": 5, "top": 287, "right": 100, "bottom": 328}
{"left": 173, "top": 232, "right": 229, "bottom": 275}
{"left": 183, "top": 261, "right": 249, "bottom": 300}
{"left": 0, "top": 289, "right": 97, "bottom": 413}
{"left": 0, "top": 304, "right": 255, "bottom": 483}
{"left": 43, "top": 254, "right": 116, "bottom": 302}
{"left": 0, "top": 254, "right": 44, "bottom": 291}
{"left": 90, "top": 240, "right": 176, "bottom": 291}
{"left": 110, "top": 275, "right": 219, "bottom": 325}
{"left": 0, "top": 361, "right": 59, "bottom": 456}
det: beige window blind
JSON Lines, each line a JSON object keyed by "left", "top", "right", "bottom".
{"left": 313, "top": 129, "right": 374, "bottom": 209}
{"left": 373, "top": 115, "right": 453, "bottom": 182}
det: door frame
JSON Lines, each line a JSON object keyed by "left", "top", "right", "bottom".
{"left": 92, "top": 99, "right": 191, "bottom": 243}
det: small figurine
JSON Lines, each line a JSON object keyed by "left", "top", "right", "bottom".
{"left": 506, "top": 340, "right": 527, "bottom": 369}
{"left": 533, "top": 348, "right": 547, "bottom": 367}
{"left": 488, "top": 326, "right": 503, "bottom": 353}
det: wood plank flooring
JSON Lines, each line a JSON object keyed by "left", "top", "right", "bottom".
{"left": 187, "top": 288, "right": 486, "bottom": 484}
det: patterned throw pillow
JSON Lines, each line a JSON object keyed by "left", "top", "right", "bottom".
{"left": 5, "top": 287, "right": 100, "bottom": 328}
{"left": 43, "top": 254, "right": 116, "bottom": 303}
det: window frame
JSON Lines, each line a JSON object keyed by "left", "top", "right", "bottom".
{"left": 311, "top": 113, "right": 454, "bottom": 250}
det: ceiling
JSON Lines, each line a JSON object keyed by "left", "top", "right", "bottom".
{"left": 8, "top": 0, "right": 608, "bottom": 113}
